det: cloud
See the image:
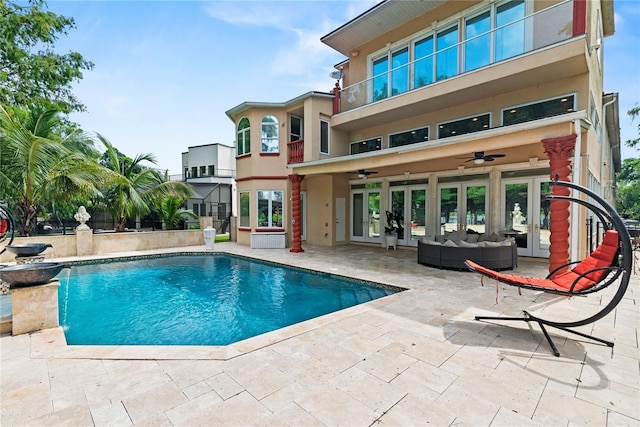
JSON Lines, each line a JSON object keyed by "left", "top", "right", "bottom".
{"left": 203, "top": 1, "right": 293, "bottom": 27}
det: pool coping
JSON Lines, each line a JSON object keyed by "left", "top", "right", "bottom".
{"left": 20, "top": 249, "right": 410, "bottom": 360}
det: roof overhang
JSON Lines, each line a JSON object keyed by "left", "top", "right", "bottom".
{"left": 225, "top": 91, "right": 334, "bottom": 122}
{"left": 289, "top": 111, "right": 587, "bottom": 176}
{"left": 602, "top": 0, "right": 615, "bottom": 37}
{"left": 321, "top": 0, "right": 447, "bottom": 56}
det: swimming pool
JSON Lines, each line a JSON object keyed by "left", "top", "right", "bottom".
{"left": 60, "top": 254, "right": 402, "bottom": 346}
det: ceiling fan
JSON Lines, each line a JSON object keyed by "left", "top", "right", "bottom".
{"left": 351, "top": 169, "right": 378, "bottom": 178}
{"left": 456, "top": 151, "right": 506, "bottom": 165}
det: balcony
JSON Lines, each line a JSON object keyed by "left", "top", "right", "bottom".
{"left": 288, "top": 139, "right": 304, "bottom": 164}
{"left": 170, "top": 169, "right": 236, "bottom": 182}
{"left": 337, "top": 0, "right": 577, "bottom": 119}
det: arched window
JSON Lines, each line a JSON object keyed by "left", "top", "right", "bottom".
{"left": 261, "top": 115, "right": 279, "bottom": 153}
{"left": 237, "top": 117, "right": 250, "bottom": 156}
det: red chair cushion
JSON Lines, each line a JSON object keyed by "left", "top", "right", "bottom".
{"left": 466, "top": 230, "right": 619, "bottom": 294}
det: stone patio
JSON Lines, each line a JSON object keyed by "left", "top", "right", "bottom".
{"left": 1, "top": 242, "right": 638, "bottom": 426}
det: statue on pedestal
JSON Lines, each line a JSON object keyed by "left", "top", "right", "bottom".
{"left": 74, "top": 206, "right": 91, "bottom": 231}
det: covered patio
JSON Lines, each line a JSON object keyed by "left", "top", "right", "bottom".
{"left": 1, "top": 242, "right": 638, "bottom": 425}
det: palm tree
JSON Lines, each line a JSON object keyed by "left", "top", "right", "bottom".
{"left": 97, "top": 134, "right": 193, "bottom": 231}
{"left": 0, "top": 105, "right": 108, "bottom": 236}
{"left": 160, "top": 195, "right": 198, "bottom": 230}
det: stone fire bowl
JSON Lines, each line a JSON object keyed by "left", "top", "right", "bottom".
{"left": 7, "top": 243, "right": 53, "bottom": 257}
{"left": 0, "top": 263, "right": 70, "bottom": 287}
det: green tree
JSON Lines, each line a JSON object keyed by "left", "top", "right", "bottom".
{"left": 0, "top": 105, "right": 107, "bottom": 235}
{"left": 626, "top": 105, "right": 639, "bottom": 148}
{"left": 160, "top": 195, "right": 197, "bottom": 230}
{"left": 616, "top": 104, "right": 640, "bottom": 220}
{"left": 0, "top": 0, "right": 94, "bottom": 113}
{"left": 97, "top": 134, "right": 193, "bottom": 231}
{"left": 616, "top": 157, "right": 640, "bottom": 220}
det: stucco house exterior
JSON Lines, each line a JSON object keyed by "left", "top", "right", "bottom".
{"left": 180, "top": 143, "right": 235, "bottom": 233}
{"left": 225, "top": 0, "right": 620, "bottom": 264}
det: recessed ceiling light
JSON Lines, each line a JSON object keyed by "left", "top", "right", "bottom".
{"left": 561, "top": 98, "right": 568, "bottom": 102}
{"left": 451, "top": 131, "right": 457, "bottom": 134}
{"left": 510, "top": 109, "right": 517, "bottom": 113}
{"left": 472, "top": 117, "right": 478, "bottom": 121}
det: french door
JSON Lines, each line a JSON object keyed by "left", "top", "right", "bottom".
{"left": 351, "top": 189, "right": 381, "bottom": 243}
{"left": 501, "top": 177, "right": 550, "bottom": 257}
{"left": 438, "top": 182, "right": 488, "bottom": 235}
{"left": 389, "top": 186, "right": 427, "bottom": 246}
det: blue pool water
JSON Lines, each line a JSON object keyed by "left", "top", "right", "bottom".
{"left": 59, "top": 254, "right": 400, "bottom": 346}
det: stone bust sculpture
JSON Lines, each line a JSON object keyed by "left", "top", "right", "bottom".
{"left": 74, "top": 206, "right": 91, "bottom": 230}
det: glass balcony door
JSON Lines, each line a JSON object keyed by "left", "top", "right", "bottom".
{"left": 351, "top": 189, "right": 381, "bottom": 243}
{"left": 389, "top": 186, "right": 427, "bottom": 247}
{"left": 438, "top": 183, "right": 488, "bottom": 235}
{"left": 501, "top": 177, "right": 550, "bottom": 257}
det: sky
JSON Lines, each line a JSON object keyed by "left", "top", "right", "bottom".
{"left": 47, "top": 0, "right": 640, "bottom": 176}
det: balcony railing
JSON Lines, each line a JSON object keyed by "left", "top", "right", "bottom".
{"left": 339, "top": 0, "right": 574, "bottom": 113}
{"left": 169, "top": 169, "right": 236, "bottom": 181}
{"left": 288, "top": 139, "right": 304, "bottom": 164}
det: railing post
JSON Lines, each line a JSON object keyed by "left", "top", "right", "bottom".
{"left": 587, "top": 216, "right": 593, "bottom": 255}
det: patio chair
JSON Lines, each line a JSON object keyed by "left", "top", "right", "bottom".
{"left": 466, "top": 179, "right": 632, "bottom": 356}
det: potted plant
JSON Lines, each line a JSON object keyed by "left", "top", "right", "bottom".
{"left": 384, "top": 211, "right": 403, "bottom": 249}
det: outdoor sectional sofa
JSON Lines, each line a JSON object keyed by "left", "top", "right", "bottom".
{"left": 417, "top": 230, "right": 517, "bottom": 271}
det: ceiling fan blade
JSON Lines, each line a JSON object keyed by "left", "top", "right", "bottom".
{"left": 484, "top": 154, "right": 505, "bottom": 161}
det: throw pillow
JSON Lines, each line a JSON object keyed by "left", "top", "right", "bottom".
{"left": 443, "top": 239, "right": 458, "bottom": 247}
{"left": 447, "top": 231, "right": 466, "bottom": 244}
{"left": 467, "top": 234, "right": 480, "bottom": 243}
{"left": 435, "top": 235, "right": 447, "bottom": 244}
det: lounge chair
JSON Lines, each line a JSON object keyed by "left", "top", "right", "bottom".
{"left": 466, "top": 179, "right": 632, "bottom": 356}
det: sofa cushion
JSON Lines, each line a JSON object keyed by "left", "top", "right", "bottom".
{"left": 435, "top": 235, "right": 447, "bottom": 243}
{"left": 466, "top": 234, "right": 480, "bottom": 243}
{"left": 421, "top": 236, "right": 435, "bottom": 243}
{"left": 443, "top": 239, "right": 458, "bottom": 247}
{"left": 447, "top": 231, "right": 466, "bottom": 244}
{"left": 489, "top": 232, "right": 500, "bottom": 242}
{"left": 484, "top": 241, "right": 502, "bottom": 247}
{"left": 425, "top": 240, "right": 442, "bottom": 246}
{"left": 478, "top": 233, "right": 489, "bottom": 242}
{"left": 459, "top": 240, "right": 479, "bottom": 247}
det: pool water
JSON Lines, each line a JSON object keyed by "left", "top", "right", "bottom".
{"left": 60, "top": 254, "right": 400, "bottom": 346}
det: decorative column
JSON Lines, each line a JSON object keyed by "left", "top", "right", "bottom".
{"left": 332, "top": 81, "right": 341, "bottom": 115}
{"left": 289, "top": 174, "right": 305, "bottom": 253}
{"left": 542, "top": 134, "right": 576, "bottom": 275}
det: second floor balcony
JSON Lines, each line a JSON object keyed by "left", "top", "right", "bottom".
{"left": 336, "top": 0, "right": 581, "bottom": 123}
{"left": 288, "top": 139, "right": 304, "bottom": 164}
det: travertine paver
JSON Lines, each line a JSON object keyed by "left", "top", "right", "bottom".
{"left": 1, "top": 242, "right": 638, "bottom": 426}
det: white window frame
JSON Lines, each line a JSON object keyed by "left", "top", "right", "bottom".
{"left": 261, "top": 115, "right": 279, "bottom": 153}
{"left": 237, "top": 117, "right": 250, "bottom": 156}
{"left": 239, "top": 191, "right": 250, "bottom": 228}
{"left": 256, "top": 190, "right": 284, "bottom": 229}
